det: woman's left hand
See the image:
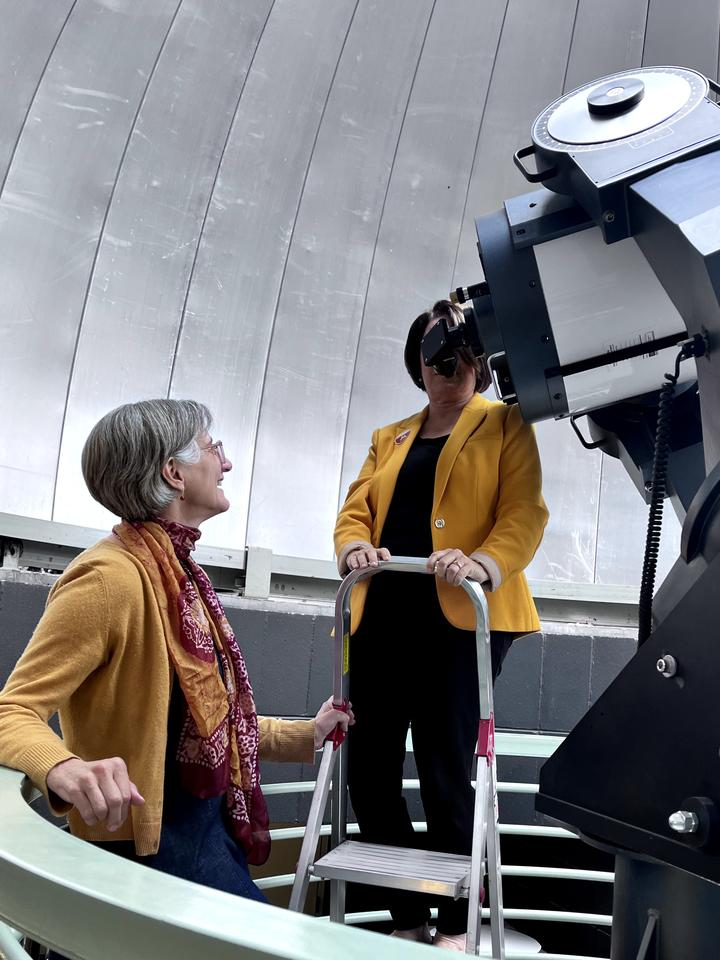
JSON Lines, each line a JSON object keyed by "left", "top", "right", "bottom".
{"left": 428, "top": 549, "right": 490, "bottom": 587}
{"left": 313, "top": 696, "right": 356, "bottom": 749}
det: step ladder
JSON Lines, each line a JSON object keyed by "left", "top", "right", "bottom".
{"left": 289, "top": 557, "right": 505, "bottom": 958}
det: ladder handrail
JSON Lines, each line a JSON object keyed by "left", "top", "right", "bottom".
{"left": 332, "top": 556, "right": 490, "bottom": 704}
{"left": 325, "top": 557, "right": 502, "bottom": 957}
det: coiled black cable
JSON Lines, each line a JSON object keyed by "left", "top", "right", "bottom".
{"left": 637, "top": 335, "right": 706, "bottom": 645}
{"left": 637, "top": 375, "right": 676, "bottom": 644}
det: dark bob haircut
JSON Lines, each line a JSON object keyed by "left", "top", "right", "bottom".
{"left": 404, "top": 299, "right": 492, "bottom": 393}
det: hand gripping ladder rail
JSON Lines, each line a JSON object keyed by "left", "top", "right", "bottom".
{"left": 289, "top": 557, "right": 505, "bottom": 958}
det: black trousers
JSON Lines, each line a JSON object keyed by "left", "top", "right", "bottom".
{"left": 347, "top": 574, "right": 514, "bottom": 935}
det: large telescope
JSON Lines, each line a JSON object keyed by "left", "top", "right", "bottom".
{"left": 434, "top": 66, "right": 720, "bottom": 958}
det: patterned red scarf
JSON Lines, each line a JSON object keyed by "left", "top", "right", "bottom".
{"left": 112, "top": 518, "right": 270, "bottom": 865}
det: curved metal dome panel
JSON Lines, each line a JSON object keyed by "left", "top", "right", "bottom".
{"left": 1, "top": 0, "right": 716, "bottom": 587}
{"left": 0, "top": 0, "right": 182, "bottom": 518}
{"left": 172, "top": 0, "right": 360, "bottom": 550}
{"left": 54, "top": 0, "right": 276, "bottom": 532}
{"left": 247, "top": 0, "right": 437, "bottom": 558}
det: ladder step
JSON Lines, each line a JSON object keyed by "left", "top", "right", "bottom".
{"left": 311, "top": 841, "right": 478, "bottom": 898}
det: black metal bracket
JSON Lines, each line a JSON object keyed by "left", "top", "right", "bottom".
{"left": 635, "top": 909, "right": 660, "bottom": 960}
{"left": 504, "top": 188, "right": 594, "bottom": 251}
{"left": 569, "top": 415, "right": 604, "bottom": 450}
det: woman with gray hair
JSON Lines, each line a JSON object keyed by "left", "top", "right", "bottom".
{"left": 0, "top": 399, "right": 351, "bottom": 912}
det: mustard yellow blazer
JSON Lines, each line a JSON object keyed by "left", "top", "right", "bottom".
{"left": 334, "top": 393, "right": 549, "bottom": 634}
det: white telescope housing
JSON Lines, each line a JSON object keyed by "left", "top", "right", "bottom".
{"left": 533, "top": 227, "right": 694, "bottom": 417}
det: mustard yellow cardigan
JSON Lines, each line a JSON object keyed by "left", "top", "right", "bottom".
{"left": 334, "top": 393, "right": 549, "bottom": 634}
{"left": 0, "top": 539, "right": 315, "bottom": 855}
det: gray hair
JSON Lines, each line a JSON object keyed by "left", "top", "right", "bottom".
{"left": 81, "top": 399, "right": 212, "bottom": 521}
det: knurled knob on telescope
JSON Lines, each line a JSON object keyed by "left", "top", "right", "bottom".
{"left": 656, "top": 654, "right": 677, "bottom": 678}
{"left": 668, "top": 810, "right": 699, "bottom": 834}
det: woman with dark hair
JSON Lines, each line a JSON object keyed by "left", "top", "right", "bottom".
{"left": 335, "top": 300, "right": 548, "bottom": 951}
{"left": 0, "top": 399, "right": 351, "bottom": 919}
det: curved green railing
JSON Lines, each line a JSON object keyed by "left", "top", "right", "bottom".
{"left": 0, "top": 730, "right": 611, "bottom": 959}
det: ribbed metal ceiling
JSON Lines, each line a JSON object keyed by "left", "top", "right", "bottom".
{"left": 2, "top": 0, "right": 717, "bottom": 585}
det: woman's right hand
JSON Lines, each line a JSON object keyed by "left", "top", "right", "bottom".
{"left": 345, "top": 545, "right": 391, "bottom": 570}
{"left": 46, "top": 756, "right": 144, "bottom": 831}
{"left": 313, "top": 697, "right": 356, "bottom": 748}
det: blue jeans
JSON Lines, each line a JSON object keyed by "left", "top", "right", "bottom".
{"left": 129, "top": 792, "right": 268, "bottom": 898}
{"left": 48, "top": 793, "right": 267, "bottom": 959}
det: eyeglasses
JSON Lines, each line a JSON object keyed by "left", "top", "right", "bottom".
{"left": 204, "top": 439, "right": 226, "bottom": 463}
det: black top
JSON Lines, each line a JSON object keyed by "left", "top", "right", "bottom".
{"left": 360, "top": 431, "right": 518, "bottom": 644}
{"left": 379, "top": 434, "right": 448, "bottom": 557}
{"left": 361, "top": 433, "right": 448, "bottom": 615}
{"left": 164, "top": 645, "right": 226, "bottom": 813}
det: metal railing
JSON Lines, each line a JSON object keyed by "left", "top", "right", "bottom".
{"left": 0, "top": 722, "right": 612, "bottom": 960}
{"left": 289, "top": 556, "right": 504, "bottom": 957}
{"left": 0, "top": 767, "right": 440, "bottom": 960}
{"left": 0, "top": 564, "right": 613, "bottom": 960}
{"left": 262, "top": 728, "right": 612, "bottom": 938}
